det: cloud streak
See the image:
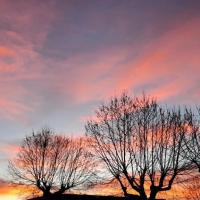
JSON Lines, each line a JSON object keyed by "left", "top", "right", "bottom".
{"left": 0, "top": 1, "right": 200, "bottom": 124}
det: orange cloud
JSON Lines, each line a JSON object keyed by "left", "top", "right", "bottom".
{"left": 0, "top": 46, "right": 15, "bottom": 57}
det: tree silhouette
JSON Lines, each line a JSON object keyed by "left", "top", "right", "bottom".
{"left": 183, "top": 108, "right": 200, "bottom": 172}
{"left": 9, "top": 128, "right": 96, "bottom": 197}
{"left": 85, "top": 93, "right": 190, "bottom": 200}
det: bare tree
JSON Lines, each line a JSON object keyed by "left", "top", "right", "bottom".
{"left": 9, "top": 128, "right": 96, "bottom": 197}
{"left": 86, "top": 93, "right": 190, "bottom": 200}
{"left": 183, "top": 108, "right": 200, "bottom": 172}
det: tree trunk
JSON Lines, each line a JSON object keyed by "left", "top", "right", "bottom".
{"left": 149, "top": 189, "right": 158, "bottom": 200}
{"left": 139, "top": 189, "right": 148, "bottom": 200}
{"left": 116, "top": 176, "right": 128, "bottom": 197}
{"left": 53, "top": 187, "right": 66, "bottom": 196}
{"left": 42, "top": 190, "right": 51, "bottom": 199}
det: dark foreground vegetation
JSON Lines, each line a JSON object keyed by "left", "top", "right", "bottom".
{"left": 28, "top": 194, "right": 165, "bottom": 200}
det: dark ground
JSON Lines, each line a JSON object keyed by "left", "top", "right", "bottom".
{"left": 28, "top": 194, "right": 165, "bottom": 200}
{"left": 29, "top": 194, "right": 127, "bottom": 200}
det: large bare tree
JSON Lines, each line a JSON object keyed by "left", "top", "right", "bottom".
{"left": 9, "top": 128, "right": 96, "bottom": 197}
{"left": 86, "top": 93, "right": 190, "bottom": 200}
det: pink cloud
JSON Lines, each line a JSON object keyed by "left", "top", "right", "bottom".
{"left": 0, "top": 143, "right": 19, "bottom": 159}
{"left": 47, "top": 17, "right": 200, "bottom": 107}
{"left": 105, "top": 17, "right": 200, "bottom": 103}
{"left": 0, "top": 98, "right": 32, "bottom": 121}
{"left": 52, "top": 17, "right": 200, "bottom": 106}
{"left": 0, "top": 1, "right": 59, "bottom": 122}
{"left": 49, "top": 47, "right": 130, "bottom": 103}
{"left": 0, "top": 2, "right": 200, "bottom": 123}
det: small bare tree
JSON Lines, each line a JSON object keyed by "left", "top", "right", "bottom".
{"left": 9, "top": 128, "right": 96, "bottom": 197}
{"left": 183, "top": 108, "right": 200, "bottom": 172}
{"left": 86, "top": 93, "right": 190, "bottom": 200}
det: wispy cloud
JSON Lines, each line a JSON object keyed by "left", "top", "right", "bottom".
{"left": 0, "top": 0, "right": 199, "bottom": 131}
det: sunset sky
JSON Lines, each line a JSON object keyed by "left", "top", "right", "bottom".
{"left": 1, "top": 0, "right": 200, "bottom": 199}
